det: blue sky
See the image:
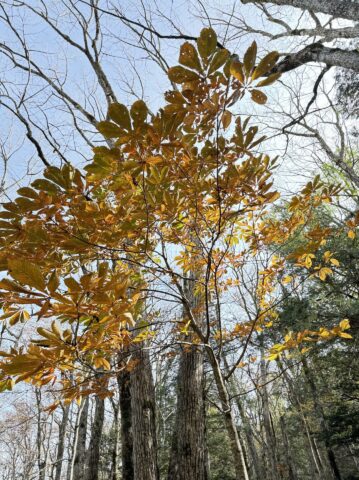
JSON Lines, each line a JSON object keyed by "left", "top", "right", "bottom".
{"left": 0, "top": 0, "right": 341, "bottom": 200}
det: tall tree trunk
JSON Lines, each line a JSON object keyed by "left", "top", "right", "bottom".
{"left": 73, "top": 397, "right": 89, "bottom": 480}
{"left": 55, "top": 405, "right": 70, "bottom": 480}
{"left": 229, "top": 378, "right": 264, "bottom": 478}
{"left": 206, "top": 348, "right": 250, "bottom": 480}
{"left": 85, "top": 397, "right": 105, "bottom": 480}
{"left": 279, "top": 361, "right": 322, "bottom": 479}
{"left": 301, "top": 357, "right": 342, "bottom": 480}
{"left": 223, "top": 355, "right": 263, "bottom": 480}
{"left": 118, "top": 368, "right": 134, "bottom": 480}
{"left": 167, "top": 345, "right": 208, "bottom": 480}
{"left": 168, "top": 276, "right": 208, "bottom": 480}
{"left": 110, "top": 397, "right": 120, "bottom": 480}
{"left": 35, "top": 388, "right": 46, "bottom": 480}
{"left": 130, "top": 346, "right": 159, "bottom": 480}
{"left": 260, "top": 348, "right": 279, "bottom": 480}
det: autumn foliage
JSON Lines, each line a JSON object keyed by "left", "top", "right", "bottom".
{"left": 0, "top": 28, "right": 352, "bottom": 403}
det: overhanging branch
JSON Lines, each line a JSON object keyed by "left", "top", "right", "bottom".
{"left": 271, "top": 43, "right": 359, "bottom": 74}
{"left": 241, "top": 0, "right": 359, "bottom": 22}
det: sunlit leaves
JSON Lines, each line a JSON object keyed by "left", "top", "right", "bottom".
{"left": 243, "top": 41, "right": 257, "bottom": 76}
{"left": 252, "top": 51, "right": 279, "bottom": 80}
{"left": 230, "top": 61, "right": 245, "bottom": 84}
{"left": 0, "top": 28, "right": 345, "bottom": 401}
{"left": 97, "top": 121, "right": 122, "bottom": 138}
{"left": 348, "top": 229, "right": 356, "bottom": 239}
{"left": 168, "top": 65, "right": 200, "bottom": 84}
{"left": 8, "top": 260, "right": 46, "bottom": 292}
{"left": 268, "top": 319, "right": 353, "bottom": 361}
{"left": 256, "top": 72, "right": 281, "bottom": 87}
{"left": 208, "top": 48, "right": 229, "bottom": 75}
{"left": 108, "top": 103, "right": 131, "bottom": 130}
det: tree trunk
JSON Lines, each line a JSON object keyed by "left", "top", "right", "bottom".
{"left": 85, "top": 397, "right": 105, "bottom": 480}
{"left": 301, "top": 357, "right": 342, "bottom": 480}
{"left": 168, "top": 275, "right": 208, "bottom": 480}
{"left": 130, "top": 346, "right": 159, "bottom": 480}
{"left": 233, "top": 382, "right": 264, "bottom": 478}
{"left": 110, "top": 397, "right": 120, "bottom": 480}
{"left": 206, "top": 348, "right": 250, "bottom": 480}
{"left": 224, "top": 356, "right": 264, "bottom": 480}
{"left": 55, "top": 405, "right": 70, "bottom": 480}
{"left": 167, "top": 345, "right": 208, "bottom": 480}
{"left": 35, "top": 388, "right": 46, "bottom": 480}
{"left": 279, "top": 361, "right": 322, "bottom": 479}
{"left": 260, "top": 349, "right": 279, "bottom": 480}
{"left": 118, "top": 368, "right": 134, "bottom": 480}
{"left": 73, "top": 397, "right": 89, "bottom": 480}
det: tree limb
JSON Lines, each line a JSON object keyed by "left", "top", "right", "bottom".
{"left": 241, "top": 0, "right": 359, "bottom": 22}
{"left": 271, "top": 43, "right": 359, "bottom": 74}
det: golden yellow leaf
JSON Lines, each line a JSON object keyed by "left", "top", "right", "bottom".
{"left": 243, "top": 41, "right": 257, "bottom": 76}
{"left": 348, "top": 230, "right": 356, "bottom": 239}
{"left": 108, "top": 103, "right": 131, "bottom": 130}
{"left": 230, "top": 60, "right": 244, "bottom": 83}
{"left": 252, "top": 51, "right": 279, "bottom": 80}
{"left": 8, "top": 259, "right": 46, "bottom": 291}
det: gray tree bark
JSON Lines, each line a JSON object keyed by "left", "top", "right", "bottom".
{"left": 73, "top": 397, "right": 89, "bottom": 480}
{"left": 130, "top": 346, "right": 159, "bottom": 480}
{"left": 167, "top": 345, "right": 208, "bottom": 480}
{"left": 168, "top": 277, "right": 208, "bottom": 480}
{"left": 118, "top": 368, "right": 134, "bottom": 480}
{"left": 110, "top": 397, "right": 121, "bottom": 480}
{"left": 55, "top": 405, "right": 70, "bottom": 480}
{"left": 240, "top": 0, "right": 359, "bottom": 21}
{"left": 85, "top": 397, "right": 105, "bottom": 480}
{"left": 272, "top": 44, "right": 359, "bottom": 75}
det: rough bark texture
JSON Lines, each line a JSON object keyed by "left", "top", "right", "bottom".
{"left": 168, "top": 275, "right": 208, "bottom": 480}
{"left": 73, "top": 397, "right": 89, "bottom": 480}
{"left": 271, "top": 44, "right": 359, "bottom": 75}
{"left": 241, "top": 0, "right": 359, "bottom": 21}
{"left": 130, "top": 347, "right": 159, "bottom": 480}
{"left": 55, "top": 405, "right": 70, "bottom": 480}
{"left": 85, "top": 397, "right": 105, "bottom": 480}
{"left": 118, "top": 369, "right": 134, "bottom": 480}
{"left": 167, "top": 346, "right": 208, "bottom": 480}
